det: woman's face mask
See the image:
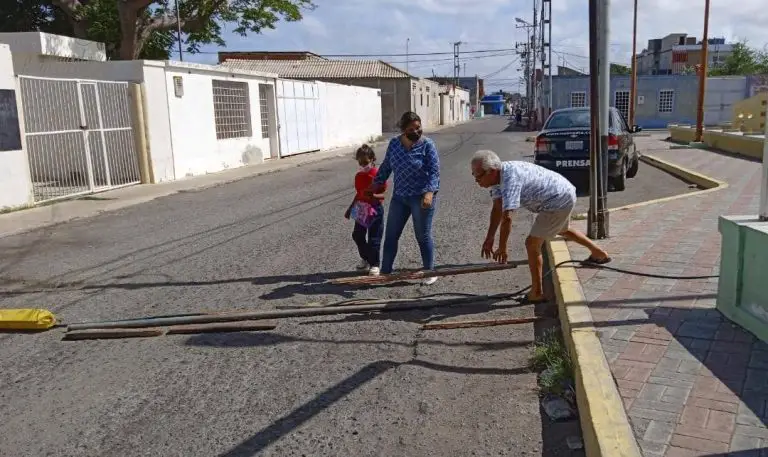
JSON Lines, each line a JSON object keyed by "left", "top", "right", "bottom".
{"left": 405, "top": 129, "right": 422, "bottom": 143}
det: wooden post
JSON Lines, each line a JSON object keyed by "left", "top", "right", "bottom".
{"left": 129, "top": 83, "right": 152, "bottom": 184}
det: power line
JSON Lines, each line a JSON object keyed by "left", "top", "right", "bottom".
{"left": 205, "top": 47, "right": 517, "bottom": 57}
{"left": 482, "top": 57, "right": 520, "bottom": 79}
{"left": 385, "top": 51, "right": 516, "bottom": 65}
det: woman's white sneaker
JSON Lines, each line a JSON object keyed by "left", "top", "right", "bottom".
{"left": 368, "top": 266, "right": 381, "bottom": 276}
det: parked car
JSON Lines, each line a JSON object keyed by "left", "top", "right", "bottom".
{"left": 533, "top": 107, "right": 641, "bottom": 191}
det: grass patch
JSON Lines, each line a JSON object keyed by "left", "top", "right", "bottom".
{"left": 571, "top": 213, "right": 587, "bottom": 221}
{"left": 530, "top": 328, "right": 574, "bottom": 396}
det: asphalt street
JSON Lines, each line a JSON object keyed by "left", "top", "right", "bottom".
{"left": 0, "top": 117, "right": 690, "bottom": 457}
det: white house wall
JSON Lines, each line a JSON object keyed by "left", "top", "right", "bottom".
{"left": 412, "top": 79, "right": 441, "bottom": 128}
{"left": 317, "top": 81, "right": 381, "bottom": 150}
{"left": 141, "top": 63, "right": 175, "bottom": 182}
{"left": 0, "top": 44, "right": 32, "bottom": 209}
{"left": 163, "top": 68, "right": 274, "bottom": 179}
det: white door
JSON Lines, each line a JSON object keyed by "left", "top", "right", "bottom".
{"left": 276, "top": 79, "right": 322, "bottom": 157}
{"left": 704, "top": 77, "right": 747, "bottom": 127}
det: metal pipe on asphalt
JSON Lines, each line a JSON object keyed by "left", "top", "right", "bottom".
{"left": 596, "top": 0, "right": 611, "bottom": 239}
{"left": 629, "top": 0, "right": 639, "bottom": 127}
{"left": 587, "top": 0, "right": 601, "bottom": 239}
{"left": 694, "top": 0, "right": 711, "bottom": 142}
{"left": 67, "top": 294, "right": 513, "bottom": 332}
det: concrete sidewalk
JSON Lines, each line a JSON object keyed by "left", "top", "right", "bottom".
{"left": 559, "top": 137, "right": 766, "bottom": 456}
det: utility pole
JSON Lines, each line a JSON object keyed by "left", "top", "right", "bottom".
{"left": 453, "top": 41, "right": 462, "bottom": 87}
{"left": 406, "top": 38, "right": 410, "bottom": 74}
{"left": 540, "top": 0, "right": 549, "bottom": 121}
{"left": 629, "top": 0, "right": 638, "bottom": 127}
{"left": 596, "top": 0, "right": 610, "bottom": 238}
{"left": 531, "top": 0, "right": 538, "bottom": 129}
{"left": 516, "top": 41, "right": 531, "bottom": 119}
{"left": 542, "top": 0, "right": 552, "bottom": 117}
{"left": 761, "top": 116, "right": 768, "bottom": 221}
{"left": 587, "top": 0, "right": 603, "bottom": 239}
{"left": 174, "top": 0, "right": 183, "bottom": 61}
{"left": 694, "top": 0, "right": 711, "bottom": 142}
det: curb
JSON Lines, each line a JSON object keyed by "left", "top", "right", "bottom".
{"left": 571, "top": 153, "right": 728, "bottom": 219}
{"left": 545, "top": 239, "right": 642, "bottom": 457}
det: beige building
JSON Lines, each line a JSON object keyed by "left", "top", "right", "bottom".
{"left": 220, "top": 58, "right": 445, "bottom": 132}
{"left": 637, "top": 33, "right": 732, "bottom": 75}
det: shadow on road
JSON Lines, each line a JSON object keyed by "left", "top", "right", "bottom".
{"left": 185, "top": 331, "right": 535, "bottom": 352}
{"left": 213, "top": 356, "right": 534, "bottom": 457}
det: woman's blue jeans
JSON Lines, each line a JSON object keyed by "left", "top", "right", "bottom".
{"left": 381, "top": 194, "right": 437, "bottom": 274}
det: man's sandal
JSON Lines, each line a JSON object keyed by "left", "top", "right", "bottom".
{"left": 584, "top": 256, "right": 612, "bottom": 265}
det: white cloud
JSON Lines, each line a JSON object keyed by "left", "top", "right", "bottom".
{"left": 188, "top": 0, "right": 768, "bottom": 93}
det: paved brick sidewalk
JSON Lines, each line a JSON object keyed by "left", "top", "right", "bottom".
{"left": 566, "top": 139, "right": 767, "bottom": 457}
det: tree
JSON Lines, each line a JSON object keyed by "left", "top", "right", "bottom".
{"left": 708, "top": 41, "right": 768, "bottom": 76}
{"left": 3, "top": 0, "right": 315, "bottom": 60}
{"left": 610, "top": 63, "right": 630, "bottom": 75}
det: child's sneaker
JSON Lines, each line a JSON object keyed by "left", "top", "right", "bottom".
{"left": 356, "top": 260, "right": 369, "bottom": 271}
{"left": 368, "top": 266, "right": 381, "bottom": 276}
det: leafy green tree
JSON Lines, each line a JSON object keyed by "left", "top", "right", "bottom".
{"left": 709, "top": 41, "right": 768, "bottom": 76}
{"left": 610, "top": 63, "right": 630, "bottom": 75}
{"left": 3, "top": 0, "right": 315, "bottom": 60}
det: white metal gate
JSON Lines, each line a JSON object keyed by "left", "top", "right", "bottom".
{"left": 614, "top": 90, "right": 630, "bottom": 123}
{"left": 704, "top": 77, "right": 748, "bottom": 127}
{"left": 19, "top": 76, "right": 141, "bottom": 203}
{"left": 276, "top": 79, "right": 322, "bottom": 157}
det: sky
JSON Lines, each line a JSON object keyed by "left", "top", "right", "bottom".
{"left": 180, "top": 0, "right": 768, "bottom": 93}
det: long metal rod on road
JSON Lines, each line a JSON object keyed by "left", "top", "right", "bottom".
{"left": 66, "top": 294, "right": 516, "bottom": 332}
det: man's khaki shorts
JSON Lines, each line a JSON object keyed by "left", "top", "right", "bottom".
{"left": 530, "top": 205, "right": 574, "bottom": 240}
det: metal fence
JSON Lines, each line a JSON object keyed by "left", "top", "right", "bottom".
{"left": 18, "top": 76, "right": 141, "bottom": 203}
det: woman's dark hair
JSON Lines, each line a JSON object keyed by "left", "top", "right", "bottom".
{"left": 397, "top": 111, "right": 422, "bottom": 131}
{"left": 356, "top": 144, "right": 376, "bottom": 163}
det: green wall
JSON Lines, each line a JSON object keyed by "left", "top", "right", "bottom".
{"left": 717, "top": 216, "right": 768, "bottom": 342}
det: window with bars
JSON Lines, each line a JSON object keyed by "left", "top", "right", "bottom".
{"left": 570, "top": 91, "right": 587, "bottom": 108}
{"left": 212, "top": 80, "right": 252, "bottom": 140}
{"left": 658, "top": 89, "right": 674, "bottom": 113}
{"left": 614, "top": 90, "right": 630, "bottom": 122}
{"left": 258, "top": 84, "right": 271, "bottom": 139}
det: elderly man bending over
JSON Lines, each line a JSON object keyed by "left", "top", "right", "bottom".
{"left": 471, "top": 150, "right": 611, "bottom": 302}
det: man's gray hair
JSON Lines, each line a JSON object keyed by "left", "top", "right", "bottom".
{"left": 471, "top": 150, "right": 503, "bottom": 171}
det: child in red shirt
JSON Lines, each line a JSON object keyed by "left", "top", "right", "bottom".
{"left": 345, "top": 144, "right": 386, "bottom": 276}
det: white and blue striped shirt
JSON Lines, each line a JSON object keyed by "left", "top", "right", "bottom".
{"left": 490, "top": 161, "right": 576, "bottom": 212}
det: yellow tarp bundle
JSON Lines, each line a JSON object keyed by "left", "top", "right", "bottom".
{"left": 0, "top": 309, "right": 57, "bottom": 330}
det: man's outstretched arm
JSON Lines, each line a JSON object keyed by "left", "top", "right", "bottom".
{"left": 485, "top": 198, "right": 503, "bottom": 241}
